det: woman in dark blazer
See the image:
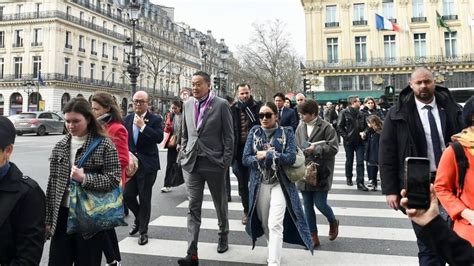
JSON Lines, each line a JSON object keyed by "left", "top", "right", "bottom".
{"left": 295, "top": 100, "right": 339, "bottom": 248}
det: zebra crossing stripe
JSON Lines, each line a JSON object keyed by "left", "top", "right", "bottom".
{"left": 149, "top": 215, "right": 416, "bottom": 241}
{"left": 118, "top": 238, "right": 418, "bottom": 265}
{"left": 176, "top": 201, "right": 407, "bottom": 219}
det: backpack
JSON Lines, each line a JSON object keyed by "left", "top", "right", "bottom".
{"left": 445, "top": 141, "right": 470, "bottom": 228}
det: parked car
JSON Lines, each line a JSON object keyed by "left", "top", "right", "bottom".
{"left": 8, "top": 111, "right": 67, "bottom": 136}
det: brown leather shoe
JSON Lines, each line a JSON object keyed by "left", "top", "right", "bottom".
{"left": 328, "top": 219, "right": 339, "bottom": 241}
{"left": 311, "top": 231, "right": 320, "bottom": 248}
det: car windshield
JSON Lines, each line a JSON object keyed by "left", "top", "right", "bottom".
{"left": 10, "top": 113, "right": 36, "bottom": 119}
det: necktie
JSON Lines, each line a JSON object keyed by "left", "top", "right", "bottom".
{"left": 133, "top": 124, "right": 139, "bottom": 145}
{"left": 424, "top": 105, "right": 442, "bottom": 166}
{"left": 279, "top": 109, "right": 283, "bottom": 119}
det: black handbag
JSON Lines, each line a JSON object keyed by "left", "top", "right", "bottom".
{"left": 169, "top": 162, "right": 184, "bottom": 187}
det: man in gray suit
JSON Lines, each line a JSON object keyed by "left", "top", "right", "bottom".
{"left": 178, "top": 71, "right": 234, "bottom": 266}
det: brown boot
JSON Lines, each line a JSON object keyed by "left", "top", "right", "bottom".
{"left": 328, "top": 219, "right": 339, "bottom": 241}
{"left": 311, "top": 231, "right": 320, "bottom": 248}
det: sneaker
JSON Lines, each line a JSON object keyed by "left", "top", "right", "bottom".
{"left": 161, "top": 187, "right": 172, "bottom": 193}
{"left": 366, "top": 182, "right": 374, "bottom": 188}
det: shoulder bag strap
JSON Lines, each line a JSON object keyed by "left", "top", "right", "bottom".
{"left": 77, "top": 137, "right": 104, "bottom": 168}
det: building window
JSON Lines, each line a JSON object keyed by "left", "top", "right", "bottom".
{"left": 35, "top": 3, "right": 40, "bottom": 17}
{"left": 64, "top": 58, "right": 70, "bottom": 77}
{"left": 91, "top": 16, "right": 96, "bottom": 25}
{"left": 111, "top": 68, "right": 115, "bottom": 84}
{"left": 0, "top": 7, "right": 3, "bottom": 20}
{"left": 0, "top": 58, "right": 4, "bottom": 79}
{"left": 327, "top": 38, "right": 338, "bottom": 63}
{"left": 32, "top": 28, "right": 42, "bottom": 46}
{"left": 14, "top": 57, "right": 22, "bottom": 79}
{"left": 412, "top": 0, "right": 424, "bottom": 18}
{"left": 443, "top": 0, "right": 455, "bottom": 15}
{"left": 91, "top": 39, "right": 96, "bottom": 55}
{"left": 445, "top": 31, "right": 457, "bottom": 57}
{"left": 78, "top": 61, "right": 83, "bottom": 79}
{"left": 102, "top": 42, "right": 108, "bottom": 57}
{"left": 90, "top": 63, "right": 95, "bottom": 80}
{"left": 326, "top": 5, "right": 337, "bottom": 24}
{"left": 113, "top": 25, "right": 117, "bottom": 33}
{"left": 353, "top": 3, "right": 365, "bottom": 21}
{"left": 79, "top": 11, "right": 84, "bottom": 22}
{"left": 79, "top": 35, "right": 85, "bottom": 52}
{"left": 32, "top": 56, "right": 41, "bottom": 78}
{"left": 101, "top": 66, "right": 106, "bottom": 81}
{"left": 384, "top": 35, "right": 396, "bottom": 61}
{"left": 355, "top": 36, "right": 367, "bottom": 63}
{"left": 0, "top": 31, "right": 4, "bottom": 48}
{"left": 325, "top": 5, "right": 339, "bottom": 27}
{"left": 66, "top": 6, "right": 71, "bottom": 18}
{"left": 17, "top": 4, "right": 22, "bottom": 15}
{"left": 414, "top": 33, "right": 427, "bottom": 58}
{"left": 65, "top": 31, "right": 72, "bottom": 49}
{"left": 382, "top": 0, "right": 395, "bottom": 19}
{"left": 112, "top": 46, "right": 117, "bottom": 60}
{"left": 14, "top": 30, "right": 23, "bottom": 47}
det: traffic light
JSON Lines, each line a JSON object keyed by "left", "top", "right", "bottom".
{"left": 213, "top": 77, "right": 220, "bottom": 90}
{"left": 303, "top": 78, "right": 311, "bottom": 92}
{"left": 385, "top": 85, "right": 395, "bottom": 96}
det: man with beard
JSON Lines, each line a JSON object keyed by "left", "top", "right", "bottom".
{"left": 379, "top": 67, "right": 464, "bottom": 266}
{"left": 231, "top": 83, "right": 262, "bottom": 225}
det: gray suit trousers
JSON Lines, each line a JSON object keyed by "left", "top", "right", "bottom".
{"left": 183, "top": 156, "right": 229, "bottom": 255}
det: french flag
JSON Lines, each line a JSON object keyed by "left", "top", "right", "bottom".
{"left": 376, "top": 14, "right": 400, "bottom": 31}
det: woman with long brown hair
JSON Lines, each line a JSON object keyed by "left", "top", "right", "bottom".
{"left": 91, "top": 92, "right": 129, "bottom": 266}
{"left": 45, "top": 97, "right": 121, "bottom": 265}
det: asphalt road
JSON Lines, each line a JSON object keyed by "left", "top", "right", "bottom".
{"left": 11, "top": 134, "right": 419, "bottom": 266}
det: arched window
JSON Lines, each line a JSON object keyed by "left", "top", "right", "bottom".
{"left": 61, "top": 93, "right": 71, "bottom": 111}
{"left": 10, "top": 92, "right": 23, "bottom": 114}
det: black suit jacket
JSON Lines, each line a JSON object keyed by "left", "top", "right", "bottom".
{"left": 278, "top": 107, "right": 298, "bottom": 131}
{"left": 124, "top": 112, "right": 163, "bottom": 171}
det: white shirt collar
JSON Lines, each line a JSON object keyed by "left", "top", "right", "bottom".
{"left": 415, "top": 96, "right": 436, "bottom": 111}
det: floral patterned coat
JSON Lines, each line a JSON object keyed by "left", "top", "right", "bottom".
{"left": 242, "top": 125, "right": 313, "bottom": 252}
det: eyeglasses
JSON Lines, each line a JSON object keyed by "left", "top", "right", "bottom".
{"left": 258, "top": 112, "right": 274, "bottom": 119}
{"left": 133, "top": 99, "right": 147, "bottom": 105}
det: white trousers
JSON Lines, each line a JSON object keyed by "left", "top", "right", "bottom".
{"left": 256, "top": 183, "right": 287, "bottom": 266}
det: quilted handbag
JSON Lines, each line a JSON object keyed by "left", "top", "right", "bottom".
{"left": 67, "top": 137, "right": 127, "bottom": 237}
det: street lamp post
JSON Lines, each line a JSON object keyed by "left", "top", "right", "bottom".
{"left": 124, "top": 0, "right": 143, "bottom": 96}
{"left": 199, "top": 38, "right": 208, "bottom": 72}
{"left": 218, "top": 39, "right": 230, "bottom": 96}
{"left": 23, "top": 80, "right": 35, "bottom": 112}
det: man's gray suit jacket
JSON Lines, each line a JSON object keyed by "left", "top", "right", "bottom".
{"left": 180, "top": 95, "right": 234, "bottom": 173}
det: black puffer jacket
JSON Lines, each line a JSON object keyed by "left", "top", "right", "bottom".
{"left": 336, "top": 107, "right": 367, "bottom": 145}
{"left": 0, "top": 163, "right": 45, "bottom": 265}
{"left": 379, "top": 85, "right": 464, "bottom": 195}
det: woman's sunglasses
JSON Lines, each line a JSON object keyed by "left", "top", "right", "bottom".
{"left": 258, "top": 112, "right": 274, "bottom": 119}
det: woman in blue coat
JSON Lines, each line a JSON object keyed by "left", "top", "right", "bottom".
{"left": 243, "top": 102, "right": 313, "bottom": 265}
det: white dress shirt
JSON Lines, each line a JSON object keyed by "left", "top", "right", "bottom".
{"left": 415, "top": 97, "right": 446, "bottom": 171}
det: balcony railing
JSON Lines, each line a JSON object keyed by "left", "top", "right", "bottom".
{"left": 91, "top": 51, "right": 97, "bottom": 56}
{"left": 12, "top": 42, "right": 23, "bottom": 48}
{"left": 442, "top": 15, "right": 458, "bottom": 20}
{"left": 0, "top": 10, "right": 199, "bottom": 56}
{"left": 0, "top": 44, "right": 4, "bottom": 48}
{"left": 79, "top": 48, "right": 85, "bottom": 52}
{"left": 31, "top": 42, "right": 42, "bottom": 47}
{"left": 305, "top": 54, "right": 474, "bottom": 70}
{"left": 411, "top": 17, "right": 427, "bottom": 23}
{"left": 102, "top": 54, "right": 108, "bottom": 59}
{"left": 65, "top": 44, "right": 72, "bottom": 49}
{"left": 353, "top": 20, "right": 368, "bottom": 26}
{"left": 112, "top": 56, "right": 118, "bottom": 61}
{"left": 325, "top": 22, "right": 339, "bottom": 28}
{"left": 0, "top": 73, "right": 127, "bottom": 91}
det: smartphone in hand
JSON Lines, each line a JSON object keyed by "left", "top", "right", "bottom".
{"left": 404, "top": 157, "right": 431, "bottom": 209}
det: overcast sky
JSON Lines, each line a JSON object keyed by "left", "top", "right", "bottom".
{"left": 151, "top": 0, "right": 306, "bottom": 59}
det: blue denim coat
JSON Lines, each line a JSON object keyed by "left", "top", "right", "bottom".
{"left": 242, "top": 125, "right": 313, "bottom": 252}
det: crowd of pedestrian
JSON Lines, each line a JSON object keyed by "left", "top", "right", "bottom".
{"left": 1, "top": 67, "right": 473, "bottom": 266}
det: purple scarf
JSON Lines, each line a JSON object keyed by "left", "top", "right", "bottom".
{"left": 194, "top": 92, "right": 215, "bottom": 129}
